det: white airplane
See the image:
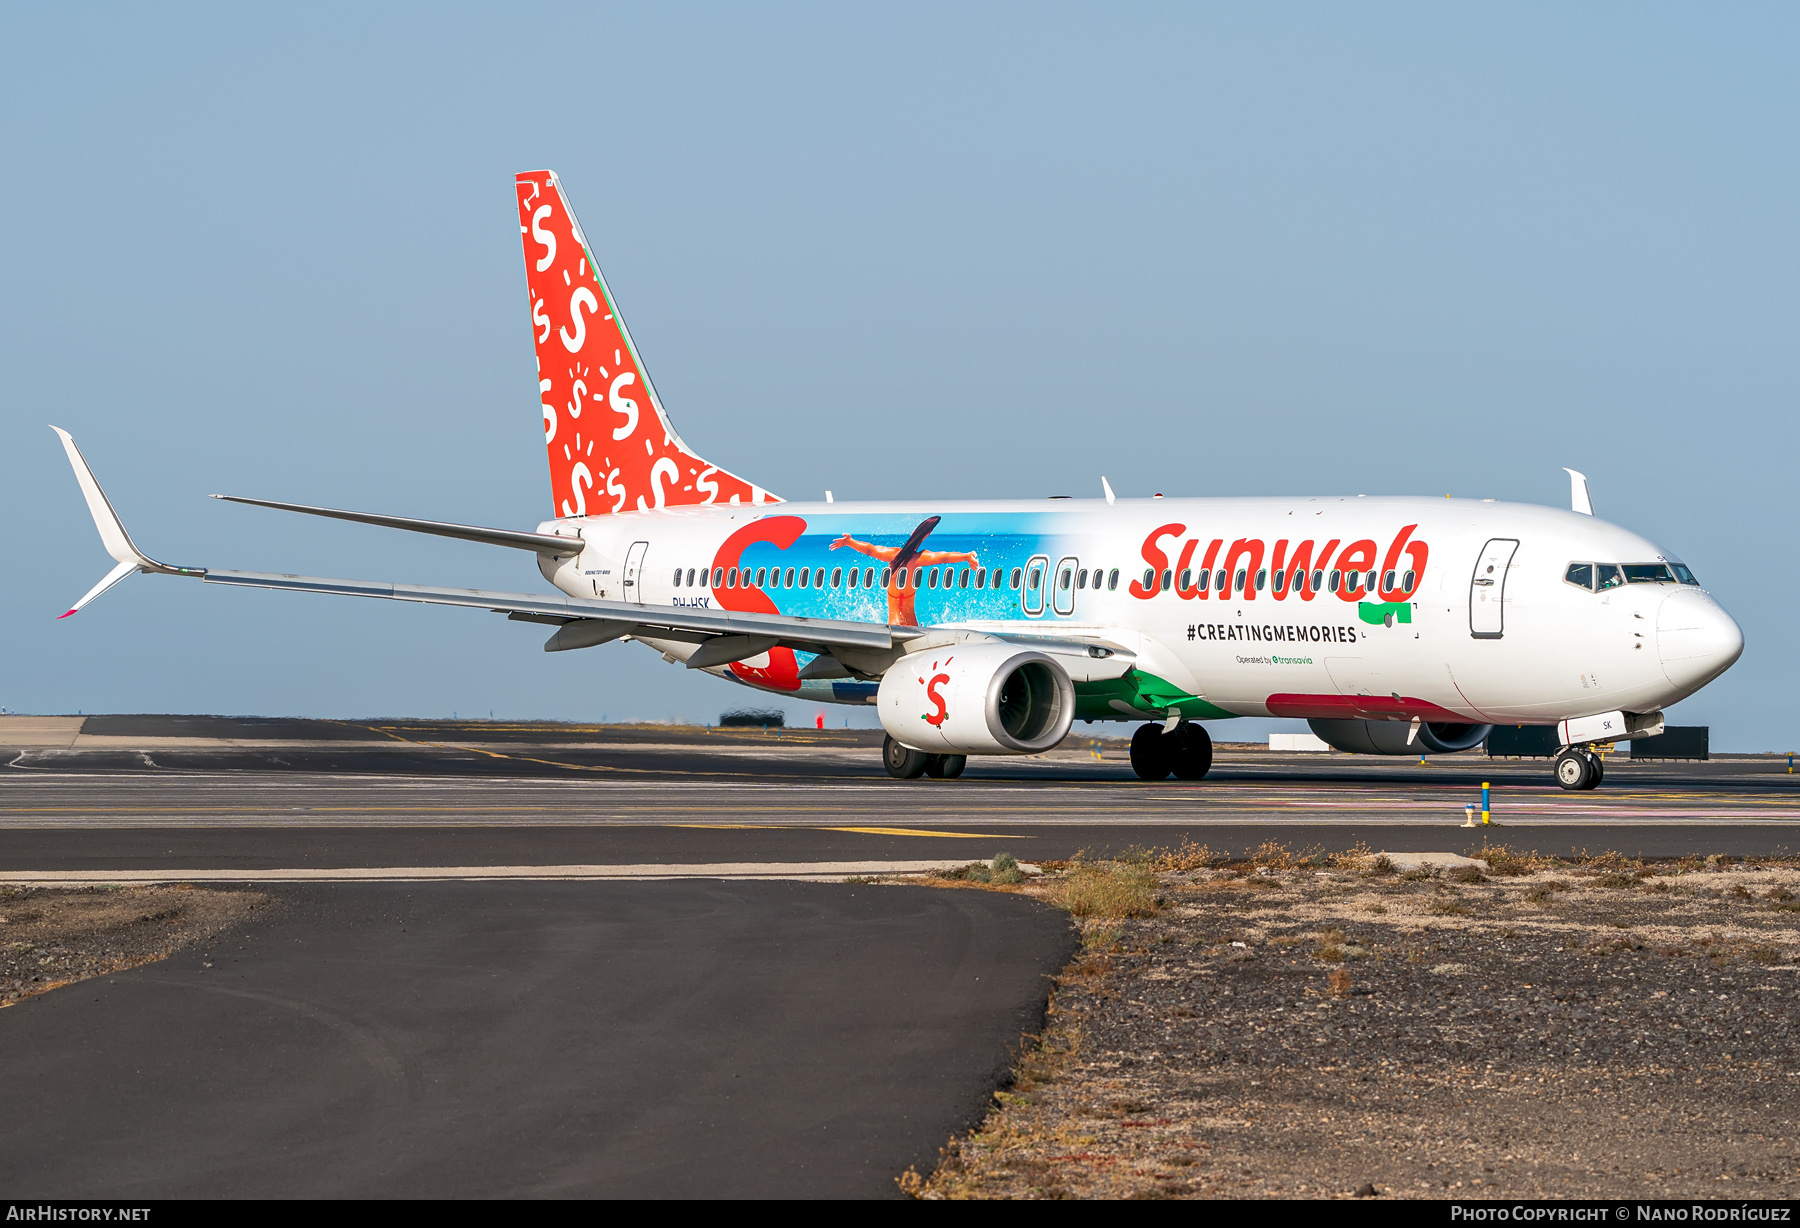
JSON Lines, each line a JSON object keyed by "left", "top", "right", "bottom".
{"left": 54, "top": 170, "right": 1743, "bottom": 791}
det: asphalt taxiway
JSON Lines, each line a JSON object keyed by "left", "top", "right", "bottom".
{"left": 0, "top": 879, "right": 1074, "bottom": 1198}
{"left": 2, "top": 716, "right": 1794, "bottom": 874}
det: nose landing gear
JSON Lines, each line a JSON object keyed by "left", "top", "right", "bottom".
{"left": 1129, "top": 722, "right": 1214, "bottom": 781}
{"left": 1554, "top": 746, "right": 1605, "bottom": 791}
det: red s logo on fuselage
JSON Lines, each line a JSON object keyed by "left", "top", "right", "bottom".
{"left": 924, "top": 672, "right": 950, "bottom": 726}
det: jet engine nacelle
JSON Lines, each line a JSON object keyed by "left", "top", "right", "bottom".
{"left": 1308, "top": 718, "right": 1493, "bottom": 756}
{"left": 878, "top": 644, "right": 1075, "bottom": 756}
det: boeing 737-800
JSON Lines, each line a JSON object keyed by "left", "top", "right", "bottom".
{"left": 53, "top": 170, "right": 1745, "bottom": 790}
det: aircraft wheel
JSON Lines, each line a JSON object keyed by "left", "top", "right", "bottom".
{"left": 1584, "top": 750, "right": 1605, "bottom": 789}
{"left": 1553, "top": 748, "right": 1594, "bottom": 791}
{"left": 1130, "top": 723, "right": 1174, "bottom": 781}
{"left": 884, "top": 734, "right": 929, "bottom": 779}
{"left": 1170, "top": 723, "right": 1214, "bottom": 781}
{"left": 938, "top": 754, "right": 967, "bottom": 779}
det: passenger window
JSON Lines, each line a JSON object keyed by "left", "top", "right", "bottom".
{"left": 1234, "top": 569, "right": 1246, "bottom": 593}
{"left": 1178, "top": 568, "right": 1192, "bottom": 592}
{"left": 1272, "top": 569, "right": 1285, "bottom": 594}
{"left": 975, "top": 567, "right": 987, "bottom": 588}
{"left": 1255, "top": 568, "right": 1266, "bottom": 592}
{"left": 1311, "top": 569, "right": 1324, "bottom": 593}
{"left": 1142, "top": 568, "right": 1155, "bottom": 591}
{"left": 815, "top": 568, "right": 825, "bottom": 588}
{"left": 1010, "top": 567, "right": 1023, "bottom": 590}
{"left": 1381, "top": 569, "right": 1395, "bottom": 592}
{"left": 1108, "top": 568, "right": 1120, "bottom": 591}
{"left": 1060, "top": 568, "right": 1073, "bottom": 591}
{"left": 726, "top": 568, "right": 738, "bottom": 588}
{"left": 784, "top": 567, "right": 796, "bottom": 588}
{"left": 959, "top": 568, "right": 970, "bottom": 589}
{"left": 1215, "top": 569, "right": 1227, "bottom": 593}
{"left": 1329, "top": 569, "right": 1342, "bottom": 592}
{"left": 927, "top": 569, "right": 939, "bottom": 589}
{"left": 895, "top": 568, "right": 908, "bottom": 590}
{"left": 755, "top": 567, "right": 767, "bottom": 587}
{"left": 845, "top": 568, "right": 857, "bottom": 589}
{"left": 1402, "top": 569, "right": 1415, "bottom": 593}
{"left": 831, "top": 567, "right": 843, "bottom": 588}
{"left": 1197, "top": 569, "right": 1210, "bottom": 593}
{"left": 1565, "top": 563, "right": 1595, "bottom": 590}
{"left": 798, "top": 568, "right": 810, "bottom": 589}
{"left": 672, "top": 569, "right": 683, "bottom": 587}
{"left": 880, "top": 567, "right": 891, "bottom": 587}
{"left": 1595, "top": 564, "right": 1623, "bottom": 590}
{"left": 1031, "top": 567, "right": 1044, "bottom": 589}
{"left": 1671, "top": 563, "right": 1699, "bottom": 585}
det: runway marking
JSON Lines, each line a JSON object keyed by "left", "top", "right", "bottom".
{"left": 823, "top": 827, "right": 1022, "bottom": 839}
{"left": 0, "top": 860, "right": 988, "bottom": 885}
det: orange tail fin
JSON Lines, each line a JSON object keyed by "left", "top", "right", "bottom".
{"left": 515, "top": 170, "right": 775, "bottom": 517}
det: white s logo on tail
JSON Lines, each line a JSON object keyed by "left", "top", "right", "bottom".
{"left": 531, "top": 206, "right": 557, "bottom": 272}
{"left": 609, "top": 372, "right": 640, "bottom": 440}
{"left": 562, "top": 288, "right": 598, "bottom": 353}
{"left": 562, "top": 462, "right": 593, "bottom": 517}
{"left": 637, "top": 457, "right": 678, "bottom": 510}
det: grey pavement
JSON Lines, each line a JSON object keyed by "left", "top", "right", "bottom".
{"left": 0, "top": 879, "right": 1076, "bottom": 1198}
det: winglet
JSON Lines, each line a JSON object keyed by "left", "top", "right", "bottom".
{"left": 51, "top": 426, "right": 201, "bottom": 617}
{"left": 1562, "top": 467, "right": 1594, "bottom": 516}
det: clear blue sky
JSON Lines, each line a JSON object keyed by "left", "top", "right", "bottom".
{"left": 2, "top": 4, "right": 1794, "bottom": 745}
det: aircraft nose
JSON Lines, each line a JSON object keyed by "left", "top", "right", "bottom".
{"left": 1656, "top": 589, "right": 1744, "bottom": 694}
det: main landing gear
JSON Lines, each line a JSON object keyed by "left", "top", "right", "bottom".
{"left": 1553, "top": 746, "right": 1605, "bottom": 791}
{"left": 882, "top": 734, "right": 966, "bottom": 780}
{"left": 1129, "top": 721, "right": 1214, "bottom": 781}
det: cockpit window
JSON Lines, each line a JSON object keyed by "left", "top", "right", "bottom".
{"left": 1564, "top": 563, "right": 1594, "bottom": 590}
{"left": 1670, "top": 563, "right": 1699, "bottom": 585}
{"left": 1595, "top": 564, "right": 1623, "bottom": 590}
{"left": 1622, "top": 563, "right": 1675, "bottom": 584}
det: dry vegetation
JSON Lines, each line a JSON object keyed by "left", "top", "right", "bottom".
{"left": 896, "top": 845, "right": 1800, "bottom": 1200}
{"left": 1, "top": 885, "right": 269, "bottom": 1006}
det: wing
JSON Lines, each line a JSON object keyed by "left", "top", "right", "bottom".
{"left": 51, "top": 427, "right": 917, "bottom": 662}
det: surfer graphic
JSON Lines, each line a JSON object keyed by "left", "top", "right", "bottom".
{"left": 830, "top": 516, "right": 978, "bottom": 627}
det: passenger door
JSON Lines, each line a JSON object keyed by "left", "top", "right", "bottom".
{"left": 1469, "top": 538, "right": 1519, "bottom": 639}
{"left": 1052, "top": 556, "right": 1079, "bottom": 616}
{"left": 623, "top": 540, "right": 649, "bottom": 606}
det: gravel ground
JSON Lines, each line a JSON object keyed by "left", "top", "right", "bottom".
{"left": 0, "top": 885, "right": 268, "bottom": 1006}
{"left": 912, "top": 851, "right": 1800, "bottom": 1200}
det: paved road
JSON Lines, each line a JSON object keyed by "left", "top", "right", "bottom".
{"left": 0, "top": 879, "right": 1076, "bottom": 1198}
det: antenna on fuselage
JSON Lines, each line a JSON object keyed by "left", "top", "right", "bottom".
{"left": 1101, "top": 476, "right": 1116, "bottom": 505}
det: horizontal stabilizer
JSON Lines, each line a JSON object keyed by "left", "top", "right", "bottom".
{"left": 211, "top": 494, "right": 581, "bottom": 554}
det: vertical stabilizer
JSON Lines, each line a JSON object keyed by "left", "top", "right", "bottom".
{"left": 515, "top": 170, "right": 775, "bottom": 518}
